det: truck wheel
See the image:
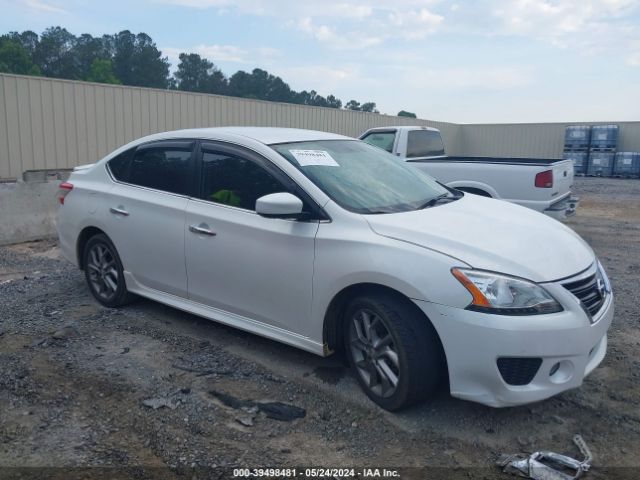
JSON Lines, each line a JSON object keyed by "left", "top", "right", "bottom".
{"left": 343, "top": 292, "right": 443, "bottom": 411}
{"left": 83, "top": 234, "right": 135, "bottom": 308}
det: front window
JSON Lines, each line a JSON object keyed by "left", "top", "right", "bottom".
{"left": 272, "top": 140, "right": 449, "bottom": 214}
{"left": 200, "top": 150, "right": 289, "bottom": 211}
{"left": 361, "top": 131, "right": 396, "bottom": 153}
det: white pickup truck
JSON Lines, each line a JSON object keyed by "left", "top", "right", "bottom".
{"left": 360, "top": 126, "right": 579, "bottom": 219}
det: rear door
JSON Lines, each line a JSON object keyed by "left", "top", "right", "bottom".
{"left": 104, "top": 140, "right": 195, "bottom": 297}
{"left": 184, "top": 142, "right": 320, "bottom": 336}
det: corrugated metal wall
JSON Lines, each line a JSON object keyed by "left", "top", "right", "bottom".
{"left": 1, "top": 72, "right": 639, "bottom": 179}
{"left": 458, "top": 121, "right": 640, "bottom": 159}
{"left": 0, "top": 73, "right": 459, "bottom": 179}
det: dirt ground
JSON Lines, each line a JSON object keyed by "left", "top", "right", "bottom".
{"left": 1, "top": 177, "right": 639, "bottom": 479}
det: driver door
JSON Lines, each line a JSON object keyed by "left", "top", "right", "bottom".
{"left": 185, "top": 142, "right": 320, "bottom": 337}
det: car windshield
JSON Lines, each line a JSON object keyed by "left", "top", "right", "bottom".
{"left": 272, "top": 140, "right": 450, "bottom": 214}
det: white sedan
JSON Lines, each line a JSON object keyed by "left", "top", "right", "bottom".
{"left": 56, "top": 127, "right": 613, "bottom": 410}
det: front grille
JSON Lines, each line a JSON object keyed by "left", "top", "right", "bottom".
{"left": 497, "top": 357, "right": 542, "bottom": 386}
{"left": 563, "top": 273, "right": 605, "bottom": 317}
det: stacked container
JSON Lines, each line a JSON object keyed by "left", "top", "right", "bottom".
{"left": 564, "top": 126, "right": 591, "bottom": 150}
{"left": 589, "top": 125, "right": 619, "bottom": 150}
{"left": 588, "top": 124, "right": 618, "bottom": 176}
{"left": 614, "top": 152, "right": 640, "bottom": 178}
{"left": 563, "top": 125, "right": 591, "bottom": 175}
{"left": 588, "top": 151, "right": 616, "bottom": 176}
{"left": 562, "top": 151, "right": 589, "bottom": 176}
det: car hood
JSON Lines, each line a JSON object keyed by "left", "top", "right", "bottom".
{"left": 365, "top": 194, "right": 594, "bottom": 283}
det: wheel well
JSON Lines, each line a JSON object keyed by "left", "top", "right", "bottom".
{"left": 323, "top": 283, "right": 447, "bottom": 367}
{"left": 76, "top": 226, "right": 106, "bottom": 270}
{"left": 456, "top": 187, "right": 492, "bottom": 198}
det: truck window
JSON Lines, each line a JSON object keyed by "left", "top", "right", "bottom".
{"left": 407, "top": 130, "right": 445, "bottom": 158}
{"left": 361, "top": 131, "right": 396, "bottom": 153}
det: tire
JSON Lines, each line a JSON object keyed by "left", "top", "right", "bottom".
{"left": 83, "top": 233, "right": 135, "bottom": 308}
{"left": 343, "top": 292, "right": 443, "bottom": 411}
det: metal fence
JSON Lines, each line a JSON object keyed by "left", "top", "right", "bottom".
{"left": 1, "top": 72, "right": 639, "bottom": 180}
{"left": 0, "top": 73, "right": 459, "bottom": 180}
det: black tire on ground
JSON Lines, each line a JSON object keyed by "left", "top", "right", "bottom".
{"left": 83, "top": 233, "right": 135, "bottom": 308}
{"left": 343, "top": 292, "right": 444, "bottom": 411}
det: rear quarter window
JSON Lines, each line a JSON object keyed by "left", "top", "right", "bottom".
{"left": 107, "top": 148, "right": 134, "bottom": 182}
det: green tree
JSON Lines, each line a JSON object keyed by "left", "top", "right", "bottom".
{"left": 112, "top": 31, "right": 169, "bottom": 88}
{"left": 86, "top": 58, "right": 120, "bottom": 84}
{"left": 345, "top": 100, "right": 361, "bottom": 110}
{"left": 325, "top": 94, "right": 342, "bottom": 109}
{"left": 7, "top": 30, "right": 39, "bottom": 56}
{"left": 174, "top": 53, "right": 227, "bottom": 94}
{"left": 34, "top": 26, "right": 78, "bottom": 78}
{"left": 228, "top": 68, "right": 293, "bottom": 102}
{"left": 74, "top": 33, "right": 111, "bottom": 80}
{"left": 0, "top": 35, "right": 40, "bottom": 75}
{"left": 398, "top": 110, "right": 417, "bottom": 118}
{"left": 360, "top": 102, "right": 378, "bottom": 113}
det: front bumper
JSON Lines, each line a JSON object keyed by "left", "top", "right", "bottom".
{"left": 415, "top": 287, "right": 613, "bottom": 407}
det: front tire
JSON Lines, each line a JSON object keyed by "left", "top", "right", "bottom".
{"left": 344, "top": 293, "right": 443, "bottom": 411}
{"left": 83, "top": 234, "right": 135, "bottom": 308}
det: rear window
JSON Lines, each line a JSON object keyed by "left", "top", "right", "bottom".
{"left": 406, "top": 130, "right": 445, "bottom": 158}
{"left": 361, "top": 131, "right": 396, "bottom": 153}
{"left": 128, "top": 146, "right": 192, "bottom": 195}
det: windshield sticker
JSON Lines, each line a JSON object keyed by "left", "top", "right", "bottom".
{"left": 290, "top": 149, "right": 339, "bottom": 167}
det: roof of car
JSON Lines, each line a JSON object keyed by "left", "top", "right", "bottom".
{"left": 362, "top": 125, "right": 440, "bottom": 133}
{"left": 151, "top": 127, "right": 351, "bottom": 145}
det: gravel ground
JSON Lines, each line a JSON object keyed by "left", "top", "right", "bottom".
{"left": 1, "top": 177, "right": 639, "bottom": 479}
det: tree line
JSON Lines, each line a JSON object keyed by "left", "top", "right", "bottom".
{"left": 0, "top": 26, "right": 417, "bottom": 117}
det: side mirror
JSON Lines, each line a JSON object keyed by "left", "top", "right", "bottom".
{"left": 255, "top": 192, "right": 304, "bottom": 219}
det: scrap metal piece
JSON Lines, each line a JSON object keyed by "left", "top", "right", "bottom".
{"left": 498, "top": 435, "right": 592, "bottom": 480}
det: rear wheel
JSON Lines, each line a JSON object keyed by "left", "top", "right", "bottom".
{"left": 83, "top": 234, "right": 135, "bottom": 307}
{"left": 344, "top": 293, "right": 443, "bottom": 411}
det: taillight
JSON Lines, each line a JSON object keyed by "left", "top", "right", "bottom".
{"left": 58, "top": 182, "right": 73, "bottom": 204}
{"left": 535, "top": 170, "right": 553, "bottom": 188}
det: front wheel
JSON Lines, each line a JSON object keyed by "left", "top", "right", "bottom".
{"left": 83, "top": 234, "right": 135, "bottom": 308}
{"left": 344, "top": 293, "right": 444, "bottom": 411}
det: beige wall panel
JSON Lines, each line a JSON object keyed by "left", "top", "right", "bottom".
{"left": 1, "top": 74, "right": 640, "bottom": 177}
{"left": 82, "top": 84, "right": 98, "bottom": 163}
{"left": 4, "top": 77, "right": 23, "bottom": 178}
{"left": 62, "top": 82, "right": 78, "bottom": 169}
{"left": 0, "top": 77, "right": 10, "bottom": 178}
{"left": 16, "top": 79, "right": 34, "bottom": 171}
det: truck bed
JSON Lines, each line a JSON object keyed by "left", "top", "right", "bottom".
{"left": 409, "top": 156, "right": 566, "bottom": 166}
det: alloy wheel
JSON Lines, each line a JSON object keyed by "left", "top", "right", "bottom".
{"left": 86, "top": 243, "right": 119, "bottom": 301}
{"left": 349, "top": 309, "right": 400, "bottom": 398}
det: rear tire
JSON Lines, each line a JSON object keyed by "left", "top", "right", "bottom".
{"left": 83, "top": 234, "right": 135, "bottom": 308}
{"left": 343, "top": 292, "right": 443, "bottom": 411}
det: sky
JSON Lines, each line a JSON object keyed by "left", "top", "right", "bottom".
{"left": 1, "top": 0, "right": 639, "bottom": 123}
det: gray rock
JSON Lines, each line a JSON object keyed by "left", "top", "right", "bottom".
{"left": 142, "top": 397, "right": 178, "bottom": 410}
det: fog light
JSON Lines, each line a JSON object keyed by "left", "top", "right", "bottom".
{"left": 549, "top": 360, "right": 574, "bottom": 384}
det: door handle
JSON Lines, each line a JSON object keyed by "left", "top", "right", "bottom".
{"left": 189, "top": 224, "right": 217, "bottom": 236}
{"left": 109, "top": 206, "right": 129, "bottom": 216}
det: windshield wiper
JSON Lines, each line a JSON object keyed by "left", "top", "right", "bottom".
{"left": 417, "top": 193, "right": 452, "bottom": 210}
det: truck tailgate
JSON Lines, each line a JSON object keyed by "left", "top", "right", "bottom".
{"left": 552, "top": 160, "right": 574, "bottom": 198}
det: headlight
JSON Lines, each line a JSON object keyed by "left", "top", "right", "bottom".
{"left": 451, "top": 268, "right": 563, "bottom": 315}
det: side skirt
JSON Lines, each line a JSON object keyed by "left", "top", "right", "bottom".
{"left": 123, "top": 272, "right": 326, "bottom": 356}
